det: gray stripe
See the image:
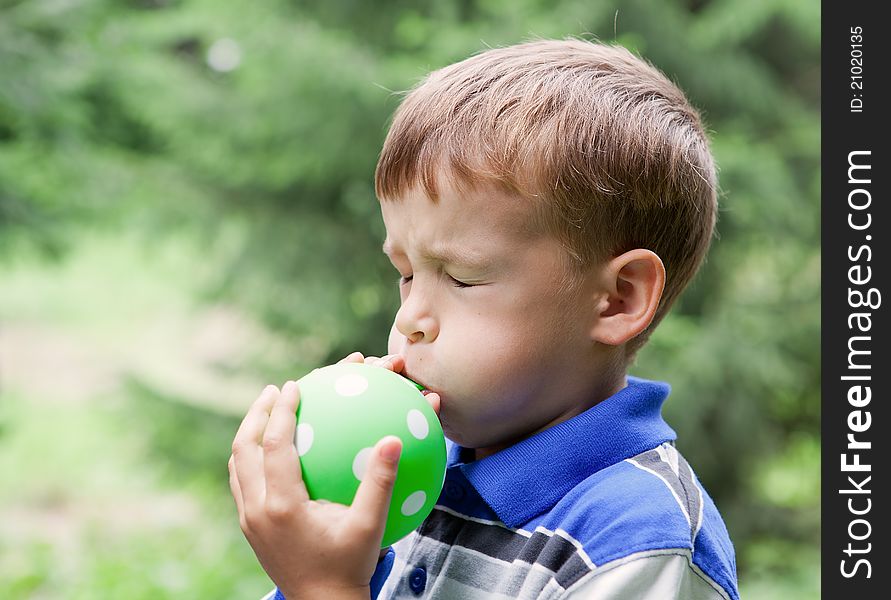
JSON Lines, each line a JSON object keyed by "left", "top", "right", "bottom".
{"left": 386, "top": 509, "right": 595, "bottom": 599}
{"left": 393, "top": 534, "right": 584, "bottom": 600}
{"left": 420, "top": 508, "right": 589, "bottom": 582}
{"left": 676, "top": 454, "right": 704, "bottom": 540}
{"left": 630, "top": 446, "right": 702, "bottom": 543}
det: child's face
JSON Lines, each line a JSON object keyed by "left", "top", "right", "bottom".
{"left": 380, "top": 178, "right": 617, "bottom": 458}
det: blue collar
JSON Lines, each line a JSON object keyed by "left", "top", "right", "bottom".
{"left": 446, "top": 376, "right": 677, "bottom": 528}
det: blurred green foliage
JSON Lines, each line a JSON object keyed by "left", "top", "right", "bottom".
{"left": 1, "top": 0, "right": 819, "bottom": 596}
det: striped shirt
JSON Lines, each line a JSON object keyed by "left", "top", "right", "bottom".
{"left": 270, "top": 377, "right": 738, "bottom": 600}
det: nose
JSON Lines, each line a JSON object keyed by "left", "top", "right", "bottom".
{"left": 394, "top": 282, "right": 439, "bottom": 344}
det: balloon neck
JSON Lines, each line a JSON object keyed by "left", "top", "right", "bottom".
{"left": 404, "top": 377, "right": 425, "bottom": 392}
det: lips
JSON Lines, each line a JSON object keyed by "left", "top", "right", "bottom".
{"left": 402, "top": 373, "right": 430, "bottom": 396}
{"left": 403, "top": 372, "right": 434, "bottom": 396}
{"left": 414, "top": 382, "right": 436, "bottom": 396}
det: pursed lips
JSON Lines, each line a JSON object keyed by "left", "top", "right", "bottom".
{"left": 403, "top": 370, "right": 435, "bottom": 396}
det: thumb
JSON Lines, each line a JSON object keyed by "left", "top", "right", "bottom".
{"left": 348, "top": 436, "right": 402, "bottom": 541}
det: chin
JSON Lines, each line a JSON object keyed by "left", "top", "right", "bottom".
{"left": 439, "top": 419, "right": 482, "bottom": 450}
{"left": 438, "top": 416, "right": 465, "bottom": 447}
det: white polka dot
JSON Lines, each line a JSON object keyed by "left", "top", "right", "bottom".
{"left": 335, "top": 373, "right": 369, "bottom": 397}
{"left": 295, "top": 423, "right": 314, "bottom": 456}
{"left": 352, "top": 447, "right": 373, "bottom": 481}
{"left": 406, "top": 409, "right": 429, "bottom": 440}
{"left": 401, "top": 491, "right": 427, "bottom": 516}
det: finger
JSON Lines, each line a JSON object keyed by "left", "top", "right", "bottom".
{"left": 263, "top": 380, "right": 309, "bottom": 507}
{"left": 347, "top": 436, "right": 402, "bottom": 543}
{"left": 338, "top": 351, "right": 365, "bottom": 364}
{"left": 363, "top": 355, "right": 381, "bottom": 364}
{"left": 424, "top": 391, "right": 441, "bottom": 417}
{"left": 232, "top": 385, "right": 280, "bottom": 504}
{"left": 378, "top": 354, "right": 405, "bottom": 373}
{"left": 233, "top": 385, "right": 280, "bottom": 448}
{"left": 228, "top": 455, "right": 246, "bottom": 526}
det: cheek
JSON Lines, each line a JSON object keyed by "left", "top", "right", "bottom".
{"left": 443, "top": 318, "right": 545, "bottom": 392}
{"left": 450, "top": 300, "right": 574, "bottom": 388}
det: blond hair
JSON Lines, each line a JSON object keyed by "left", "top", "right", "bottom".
{"left": 375, "top": 38, "right": 718, "bottom": 357}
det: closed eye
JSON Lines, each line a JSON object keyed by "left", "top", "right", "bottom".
{"left": 398, "top": 274, "right": 474, "bottom": 288}
{"left": 448, "top": 275, "right": 472, "bottom": 288}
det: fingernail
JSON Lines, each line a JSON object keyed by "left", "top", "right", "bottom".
{"left": 380, "top": 438, "right": 402, "bottom": 464}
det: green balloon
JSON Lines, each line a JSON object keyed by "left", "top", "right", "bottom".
{"left": 295, "top": 363, "right": 447, "bottom": 547}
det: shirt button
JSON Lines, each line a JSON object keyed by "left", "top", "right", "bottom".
{"left": 408, "top": 566, "right": 427, "bottom": 595}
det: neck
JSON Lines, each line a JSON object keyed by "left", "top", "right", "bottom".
{"left": 472, "top": 373, "right": 628, "bottom": 461}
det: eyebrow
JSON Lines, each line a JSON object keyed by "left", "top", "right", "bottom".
{"left": 382, "top": 239, "right": 491, "bottom": 269}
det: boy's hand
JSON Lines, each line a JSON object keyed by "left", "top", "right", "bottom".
{"left": 228, "top": 353, "right": 436, "bottom": 599}
{"left": 341, "top": 352, "right": 441, "bottom": 417}
{"left": 337, "top": 352, "right": 440, "bottom": 566}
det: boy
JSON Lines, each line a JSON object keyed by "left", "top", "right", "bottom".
{"left": 229, "top": 39, "right": 739, "bottom": 599}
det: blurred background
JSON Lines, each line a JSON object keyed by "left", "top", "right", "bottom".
{"left": 0, "top": 0, "right": 819, "bottom": 598}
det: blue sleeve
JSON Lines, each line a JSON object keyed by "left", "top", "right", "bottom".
{"left": 370, "top": 547, "right": 396, "bottom": 599}
{"left": 267, "top": 548, "right": 395, "bottom": 600}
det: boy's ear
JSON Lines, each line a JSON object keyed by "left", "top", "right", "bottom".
{"left": 589, "top": 249, "right": 666, "bottom": 346}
